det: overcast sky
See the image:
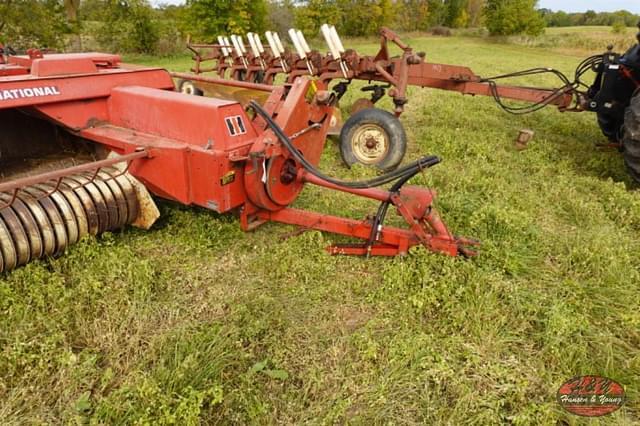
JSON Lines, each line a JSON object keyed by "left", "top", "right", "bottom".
{"left": 152, "top": 0, "right": 640, "bottom": 13}
{"left": 538, "top": 0, "right": 640, "bottom": 13}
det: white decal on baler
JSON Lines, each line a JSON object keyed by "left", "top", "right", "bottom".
{"left": 0, "top": 86, "right": 60, "bottom": 101}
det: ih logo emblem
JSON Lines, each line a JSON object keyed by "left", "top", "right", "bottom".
{"left": 225, "top": 115, "right": 246, "bottom": 137}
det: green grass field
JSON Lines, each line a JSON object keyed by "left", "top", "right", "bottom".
{"left": 500, "top": 25, "right": 638, "bottom": 55}
{"left": 1, "top": 32, "right": 639, "bottom": 424}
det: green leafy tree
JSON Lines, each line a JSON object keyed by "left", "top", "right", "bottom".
{"left": 294, "top": 0, "right": 340, "bottom": 36}
{"left": 581, "top": 10, "right": 597, "bottom": 25}
{"left": 394, "top": 0, "right": 430, "bottom": 31}
{"left": 94, "top": 0, "right": 159, "bottom": 53}
{"left": 179, "top": 0, "right": 267, "bottom": 42}
{"left": 426, "top": 0, "right": 448, "bottom": 27}
{"left": 0, "top": 0, "right": 70, "bottom": 49}
{"left": 337, "top": 0, "right": 395, "bottom": 37}
{"left": 484, "top": 0, "right": 544, "bottom": 36}
{"left": 268, "top": 0, "right": 295, "bottom": 35}
{"left": 445, "top": 0, "right": 468, "bottom": 28}
{"left": 612, "top": 20, "right": 627, "bottom": 34}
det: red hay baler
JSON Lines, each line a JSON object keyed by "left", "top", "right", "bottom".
{"left": 0, "top": 51, "right": 478, "bottom": 273}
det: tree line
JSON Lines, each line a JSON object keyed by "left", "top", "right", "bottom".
{"left": 540, "top": 9, "right": 639, "bottom": 28}
{"left": 0, "top": 0, "right": 638, "bottom": 55}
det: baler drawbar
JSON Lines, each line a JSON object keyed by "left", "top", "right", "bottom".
{"left": 0, "top": 51, "right": 478, "bottom": 272}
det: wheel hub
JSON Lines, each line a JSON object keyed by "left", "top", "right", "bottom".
{"left": 351, "top": 124, "right": 389, "bottom": 165}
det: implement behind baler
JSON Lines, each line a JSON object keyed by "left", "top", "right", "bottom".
{"left": 0, "top": 51, "right": 477, "bottom": 273}
{"left": 182, "top": 25, "right": 640, "bottom": 181}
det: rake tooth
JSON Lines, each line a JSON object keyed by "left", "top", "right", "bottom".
{"left": 17, "top": 191, "right": 56, "bottom": 257}
{"left": 56, "top": 183, "right": 90, "bottom": 239}
{"left": 96, "top": 170, "right": 129, "bottom": 230}
{"left": 62, "top": 177, "right": 100, "bottom": 236}
{"left": 102, "top": 168, "right": 139, "bottom": 225}
{"left": 33, "top": 183, "right": 80, "bottom": 246}
{"left": 78, "top": 173, "right": 120, "bottom": 232}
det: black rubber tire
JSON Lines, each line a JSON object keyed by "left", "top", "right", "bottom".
{"left": 622, "top": 92, "right": 640, "bottom": 183}
{"left": 597, "top": 112, "right": 623, "bottom": 141}
{"left": 176, "top": 79, "right": 203, "bottom": 96}
{"left": 339, "top": 108, "right": 407, "bottom": 171}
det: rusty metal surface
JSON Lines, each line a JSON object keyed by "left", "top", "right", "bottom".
{"left": 0, "top": 202, "right": 30, "bottom": 265}
{"left": 0, "top": 150, "right": 148, "bottom": 196}
{"left": 0, "top": 168, "right": 144, "bottom": 272}
{"left": 0, "top": 193, "right": 43, "bottom": 260}
{"left": 79, "top": 173, "right": 118, "bottom": 232}
{"left": 34, "top": 183, "right": 80, "bottom": 245}
{"left": 102, "top": 168, "right": 139, "bottom": 225}
{"left": 62, "top": 178, "right": 100, "bottom": 235}
{"left": 181, "top": 27, "right": 576, "bottom": 116}
{"left": 171, "top": 72, "right": 275, "bottom": 92}
{"left": 21, "top": 186, "right": 68, "bottom": 255}
{"left": 18, "top": 191, "right": 56, "bottom": 256}
{"left": 57, "top": 184, "right": 89, "bottom": 238}
{"left": 65, "top": 175, "right": 109, "bottom": 234}
{"left": 0, "top": 218, "right": 16, "bottom": 270}
{"left": 96, "top": 170, "right": 128, "bottom": 230}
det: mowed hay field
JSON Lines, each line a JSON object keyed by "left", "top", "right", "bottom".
{"left": 2, "top": 32, "right": 640, "bottom": 424}
{"left": 494, "top": 26, "right": 639, "bottom": 55}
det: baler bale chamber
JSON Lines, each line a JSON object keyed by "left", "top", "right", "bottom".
{"left": 0, "top": 50, "right": 477, "bottom": 273}
{"left": 0, "top": 77, "right": 152, "bottom": 271}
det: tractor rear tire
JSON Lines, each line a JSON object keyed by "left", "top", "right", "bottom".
{"left": 339, "top": 108, "right": 407, "bottom": 171}
{"left": 622, "top": 92, "right": 640, "bottom": 183}
{"left": 597, "top": 112, "right": 622, "bottom": 141}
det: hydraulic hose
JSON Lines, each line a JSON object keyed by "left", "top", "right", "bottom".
{"left": 248, "top": 100, "right": 440, "bottom": 189}
{"left": 478, "top": 57, "right": 603, "bottom": 115}
{"left": 249, "top": 100, "right": 439, "bottom": 252}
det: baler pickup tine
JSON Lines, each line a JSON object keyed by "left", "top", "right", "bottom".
{"left": 0, "top": 189, "right": 19, "bottom": 211}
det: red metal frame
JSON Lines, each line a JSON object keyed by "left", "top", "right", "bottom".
{"left": 184, "top": 28, "right": 576, "bottom": 116}
{"left": 0, "top": 51, "right": 477, "bottom": 258}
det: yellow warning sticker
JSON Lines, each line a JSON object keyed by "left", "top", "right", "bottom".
{"left": 306, "top": 80, "right": 318, "bottom": 102}
{"left": 220, "top": 171, "right": 236, "bottom": 186}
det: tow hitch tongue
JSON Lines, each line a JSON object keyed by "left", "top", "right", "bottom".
{"left": 0, "top": 51, "right": 476, "bottom": 273}
{"left": 241, "top": 100, "right": 479, "bottom": 258}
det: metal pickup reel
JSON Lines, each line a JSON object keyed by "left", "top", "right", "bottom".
{"left": 0, "top": 154, "right": 146, "bottom": 273}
